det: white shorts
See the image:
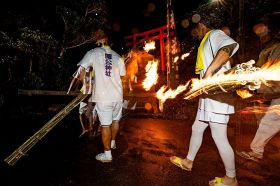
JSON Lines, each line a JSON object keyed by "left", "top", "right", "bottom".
{"left": 79, "top": 102, "right": 88, "bottom": 114}
{"left": 95, "top": 101, "right": 123, "bottom": 126}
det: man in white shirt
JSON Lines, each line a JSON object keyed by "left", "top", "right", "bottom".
{"left": 67, "top": 61, "right": 97, "bottom": 138}
{"left": 170, "top": 12, "right": 239, "bottom": 186}
{"left": 78, "top": 32, "right": 126, "bottom": 163}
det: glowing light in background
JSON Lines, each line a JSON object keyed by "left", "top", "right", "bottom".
{"left": 181, "top": 19, "right": 189, "bottom": 28}
{"left": 147, "top": 3, "right": 156, "bottom": 12}
{"left": 253, "top": 23, "right": 268, "bottom": 37}
{"left": 210, "top": 0, "right": 226, "bottom": 5}
{"left": 144, "top": 102, "right": 152, "bottom": 111}
{"left": 173, "top": 56, "right": 179, "bottom": 63}
{"left": 181, "top": 52, "right": 190, "bottom": 60}
{"left": 192, "top": 14, "right": 201, "bottom": 23}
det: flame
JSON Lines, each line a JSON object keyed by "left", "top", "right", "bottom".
{"left": 143, "top": 41, "right": 156, "bottom": 52}
{"left": 142, "top": 60, "right": 159, "bottom": 91}
{"left": 184, "top": 59, "right": 280, "bottom": 100}
{"left": 155, "top": 59, "right": 280, "bottom": 111}
{"left": 156, "top": 82, "right": 190, "bottom": 111}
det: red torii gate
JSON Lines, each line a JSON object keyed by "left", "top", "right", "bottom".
{"left": 124, "top": 25, "right": 174, "bottom": 71}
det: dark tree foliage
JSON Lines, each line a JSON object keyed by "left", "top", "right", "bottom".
{"left": 56, "top": 0, "right": 109, "bottom": 51}
{"left": 0, "top": 0, "right": 108, "bottom": 92}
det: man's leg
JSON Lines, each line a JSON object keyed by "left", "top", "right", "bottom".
{"left": 209, "top": 121, "right": 238, "bottom": 186}
{"left": 170, "top": 110, "right": 208, "bottom": 171}
{"left": 186, "top": 118, "right": 208, "bottom": 161}
{"left": 95, "top": 102, "right": 113, "bottom": 162}
{"left": 95, "top": 125, "right": 113, "bottom": 163}
{"left": 250, "top": 99, "right": 280, "bottom": 157}
{"left": 110, "top": 102, "right": 123, "bottom": 149}
{"left": 78, "top": 102, "right": 90, "bottom": 137}
{"left": 110, "top": 121, "right": 119, "bottom": 149}
{"left": 209, "top": 122, "right": 236, "bottom": 179}
{"left": 250, "top": 123, "right": 280, "bottom": 156}
{"left": 79, "top": 113, "right": 89, "bottom": 137}
{"left": 101, "top": 126, "right": 112, "bottom": 151}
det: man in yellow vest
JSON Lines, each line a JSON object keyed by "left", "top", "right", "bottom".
{"left": 170, "top": 12, "right": 239, "bottom": 186}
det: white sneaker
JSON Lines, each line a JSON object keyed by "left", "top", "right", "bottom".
{"left": 95, "top": 153, "right": 112, "bottom": 163}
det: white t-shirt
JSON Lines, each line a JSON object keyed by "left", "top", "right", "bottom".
{"left": 198, "top": 30, "right": 239, "bottom": 115}
{"left": 79, "top": 46, "right": 126, "bottom": 102}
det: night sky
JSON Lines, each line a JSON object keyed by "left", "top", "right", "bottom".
{"left": 106, "top": 0, "right": 204, "bottom": 52}
{"left": 1, "top": 0, "right": 205, "bottom": 52}
{"left": 1, "top": 0, "right": 279, "bottom": 54}
{"left": 107, "top": 0, "right": 203, "bottom": 35}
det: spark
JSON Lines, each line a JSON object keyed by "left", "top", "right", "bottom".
{"left": 181, "top": 52, "right": 190, "bottom": 60}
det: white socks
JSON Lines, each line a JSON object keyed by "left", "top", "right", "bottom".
{"left": 104, "top": 150, "right": 112, "bottom": 158}
{"left": 111, "top": 140, "right": 116, "bottom": 148}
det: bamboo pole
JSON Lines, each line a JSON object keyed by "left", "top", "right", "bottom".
{"left": 18, "top": 89, "right": 156, "bottom": 98}
{"left": 4, "top": 93, "right": 88, "bottom": 166}
{"left": 18, "top": 89, "right": 80, "bottom": 96}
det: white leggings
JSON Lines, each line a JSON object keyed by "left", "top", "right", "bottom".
{"left": 186, "top": 116, "right": 236, "bottom": 178}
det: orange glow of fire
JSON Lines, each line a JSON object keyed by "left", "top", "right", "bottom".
{"left": 239, "top": 105, "right": 280, "bottom": 116}
{"left": 236, "top": 89, "right": 253, "bottom": 99}
{"left": 142, "top": 60, "right": 159, "bottom": 91}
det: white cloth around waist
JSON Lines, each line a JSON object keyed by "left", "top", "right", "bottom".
{"left": 198, "top": 109, "right": 230, "bottom": 124}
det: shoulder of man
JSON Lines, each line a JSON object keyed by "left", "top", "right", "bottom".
{"left": 106, "top": 48, "right": 123, "bottom": 60}
{"left": 91, "top": 47, "right": 104, "bottom": 53}
{"left": 209, "top": 29, "right": 231, "bottom": 41}
{"left": 210, "top": 29, "right": 226, "bottom": 36}
{"left": 268, "top": 42, "right": 280, "bottom": 60}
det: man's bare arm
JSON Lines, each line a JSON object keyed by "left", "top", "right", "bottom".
{"left": 203, "top": 43, "right": 237, "bottom": 79}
